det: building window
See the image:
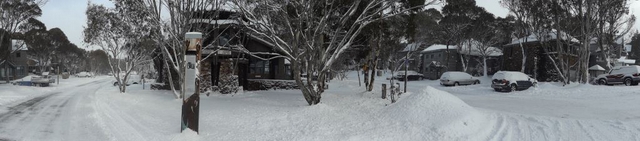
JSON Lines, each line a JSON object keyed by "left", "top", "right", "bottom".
{"left": 16, "top": 66, "right": 23, "bottom": 76}
{"left": 250, "top": 59, "right": 270, "bottom": 74}
{"left": 285, "top": 65, "right": 292, "bottom": 77}
{"left": 16, "top": 52, "right": 20, "bottom": 58}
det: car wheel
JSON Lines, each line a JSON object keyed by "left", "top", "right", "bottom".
{"left": 494, "top": 88, "right": 501, "bottom": 91}
{"left": 475, "top": 81, "right": 480, "bottom": 85}
{"left": 454, "top": 82, "right": 459, "bottom": 86}
{"left": 598, "top": 79, "right": 607, "bottom": 85}
{"left": 510, "top": 84, "right": 517, "bottom": 92}
{"left": 533, "top": 82, "right": 538, "bottom": 87}
{"left": 625, "top": 78, "right": 632, "bottom": 86}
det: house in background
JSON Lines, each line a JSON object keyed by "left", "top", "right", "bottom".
{"left": 1, "top": 40, "right": 30, "bottom": 81}
{"left": 420, "top": 44, "right": 461, "bottom": 79}
{"left": 397, "top": 42, "right": 428, "bottom": 73}
{"left": 189, "top": 8, "right": 291, "bottom": 91}
{"left": 458, "top": 40, "right": 503, "bottom": 76}
{"left": 502, "top": 30, "right": 580, "bottom": 82}
{"left": 419, "top": 43, "right": 503, "bottom": 79}
{"left": 589, "top": 37, "right": 632, "bottom": 70}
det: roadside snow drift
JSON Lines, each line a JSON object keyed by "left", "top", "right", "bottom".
{"left": 385, "top": 86, "right": 491, "bottom": 140}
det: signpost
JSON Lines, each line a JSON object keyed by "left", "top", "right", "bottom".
{"left": 181, "top": 32, "right": 202, "bottom": 133}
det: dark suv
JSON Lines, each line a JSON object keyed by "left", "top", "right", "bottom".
{"left": 596, "top": 65, "right": 640, "bottom": 86}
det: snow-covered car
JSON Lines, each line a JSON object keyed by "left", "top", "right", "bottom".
{"left": 394, "top": 71, "right": 424, "bottom": 81}
{"left": 112, "top": 74, "right": 142, "bottom": 86}
{"left": 596, "top": 65, "right": 640, "bottom": 86}
{"left": 75, "top": 72, "right": 92, "bottom": 77}
{"left": 491, "top": 71, "right": 537, "bottom": 92}
{"left": 439, "top": 71, "right": 480, "bottom": 86}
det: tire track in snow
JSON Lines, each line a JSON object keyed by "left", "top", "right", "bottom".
{"left": 0, "top": 78, "right": 111, "bottom": 140}
{"left": 0, "top": 92, "right": 59, "bottom": 123}
{"left": 575, "top": 120, "right": 596, "bottom": 141}
{"left": 483, "top": 111, "right": 640, "bottom": 141}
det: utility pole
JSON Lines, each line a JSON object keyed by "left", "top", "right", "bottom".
{"left": 57, "top": 64, "right": 60, "bottom": 85}
{"left": 181, "top": 32, "right": 202, "bottom": 134}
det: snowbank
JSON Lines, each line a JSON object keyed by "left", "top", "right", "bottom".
{"left": 384, "top": 86, "right": 491, "bottom": 140}
{"left": 170, "top": 129, "right": 201, "bottom": 141}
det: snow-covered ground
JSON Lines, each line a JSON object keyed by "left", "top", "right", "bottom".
{"left": 1, "top": 72, "right": 640, "bottom": 140}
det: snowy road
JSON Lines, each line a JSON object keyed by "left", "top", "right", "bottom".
{"left": 402, "top": 78, "right": 640, "bottom": 140}
{"left": 2, "top": 72, "right": 640, "bottom": 140}
{"left": 0, "top": 78, "right": 111, "bottom": 141}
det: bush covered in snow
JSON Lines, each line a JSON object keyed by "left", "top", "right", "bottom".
{"left": 246, "top": 79, "right": 298, "bottom": 91}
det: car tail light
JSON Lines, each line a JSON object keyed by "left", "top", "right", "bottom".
{"left": 502, "top": 79, "right": 509, "bottom": 85}
{"left": 634, "top": 73, "right": 640, "bottom": 77}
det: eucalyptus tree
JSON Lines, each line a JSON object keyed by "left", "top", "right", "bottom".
{"left": 232, "top": 0, "right": 439, "bottom": 105}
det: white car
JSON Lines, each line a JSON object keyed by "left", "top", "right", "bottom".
{"left": 439, "top": 71, "right": 480, "bottom": 86}
{"left": 491, "top": 71, "right": 537, "bottom": 92}
{"left": 113, "top": 74, "right": 142, "bottom": 86}
{"left": 75, "top": 72, "right": 92, "bottom": 77}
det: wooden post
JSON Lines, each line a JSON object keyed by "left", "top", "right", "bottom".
{"left": 182, "top": 32, "right": 202, "bottom": 134}
{"left": 382, "top": 84, "right": 387, "bottom": 99}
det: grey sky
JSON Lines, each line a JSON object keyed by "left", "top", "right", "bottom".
{"left": 36, "top": 0, "right": 640, "bottom": 52}
{"left": 37, "top": 0, "right": 112, "bottom": 51}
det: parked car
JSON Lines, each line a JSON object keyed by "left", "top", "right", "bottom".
{"left": 76, "top": 71, "right": 92, "bottom": 77}
{"left": 596, "top": 65, "right": 640, "bottom": 86}
{"left": 113, "top": 74, "right": 142, "bottom": 86}
{"left": 440, "top": 71, "right": 480, "bottom": 86}
{"left": 393, "top": 71, "right": 424, "bottom": 81}
{"left": 31, "top": 72, "right": 55, "bottom": 87}
{"left": 491, "top": 71, "right": 537, "bottom": 92}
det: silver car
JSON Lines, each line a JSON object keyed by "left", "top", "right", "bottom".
{"left": 440, "top": 71, "right": 480, "bottom": 86}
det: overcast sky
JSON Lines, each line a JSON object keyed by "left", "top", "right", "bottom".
{"left": 37, "top": 0, "right": 640, "bottom": 51}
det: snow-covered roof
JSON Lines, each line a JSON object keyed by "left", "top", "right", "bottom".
{"left": 189, "top": 19, "right": 240, "bottom": 25}
{"left": 205, "top": 1, "right": 239, "bottom": 12}
{"left": 402, "top": 42, "right": 422, "bottom": 52}
{"left": 428, "top": 61, "right": 444, "bottom": 67}
{"left": 11, "top": 39, "right": 26, "bottom": 51}
{"left": 458, "top": 40, "right": 503, "bottom": 57}
{"left": 618, "top": 56, "right": 636, "bottom": 64}
{"left": 589, "top": 37, "right": 627, "bottom": 45}
{"left": 506, "top": 30, "right": 579, "bottom": 46}
{"left": 421, "top": 44, "right": 457, "bottom": 53}
{"left": 589, "top": 65, "right": 606, "bottom": 71}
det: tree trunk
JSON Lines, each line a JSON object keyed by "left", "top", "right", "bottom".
{"left": 293, "top": 60, "right": 321, "bottom": 105}
{"left": 363, "top": 62, "right": 369, "bottom": 89}
{"left": 482, "top": 57, "right": 488, "bottom": 77}
{"left": 367, "top": 56, "right": 378, "bottom": 92}
{"left": 119, "top": 83, "right": 126, "bottom": 93}
{"left": 357, "top": 66, "right": 361, "bottom": 87}
{"left": 520, "top": 43, "right": 526, "bottom": 72}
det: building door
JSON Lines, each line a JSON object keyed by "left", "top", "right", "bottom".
{"left": 211, "top": 60, "right": 220, "bottom": 86}
{"left": 238, "top": 62, "right": 248, "bottom": 90}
